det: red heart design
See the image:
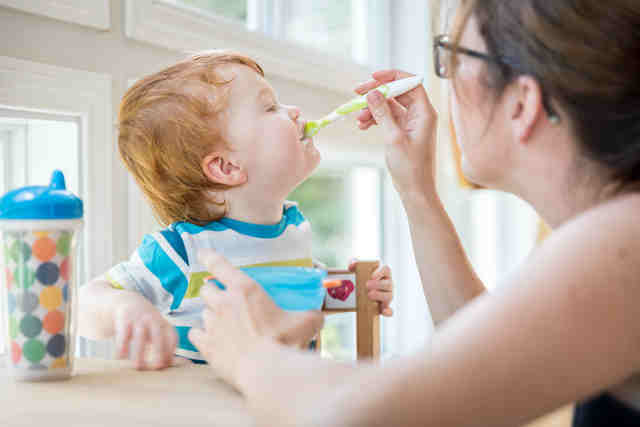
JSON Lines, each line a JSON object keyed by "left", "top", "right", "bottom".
{"left": 327, "top": 280, "right": 354, "bottom": 301}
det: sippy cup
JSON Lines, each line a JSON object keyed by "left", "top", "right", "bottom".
{"left": 0, "top": 170, "right": 83, "bottom": 381}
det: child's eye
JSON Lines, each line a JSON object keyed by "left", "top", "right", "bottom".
{"left": 267, "top": 104, "right": 278, "bottom": 112}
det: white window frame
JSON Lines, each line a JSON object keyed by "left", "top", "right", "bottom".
{"left": 0, "top": 0, "right": 110, "bottom": 30}
{"left": 124, "top": 0, "right": 389, "bottom": 94}
{"left": 0, "top": 56, "right": 114, "bottom": 282}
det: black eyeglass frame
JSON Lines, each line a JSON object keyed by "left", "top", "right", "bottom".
{"left": 433, "top": 34, "right": 559, "bottom": 122}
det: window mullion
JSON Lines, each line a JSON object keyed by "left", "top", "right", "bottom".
{"left": 246, "top": 0, "right": 265, "bottom": 32}
{"left": 271, "top": 0, "right": 287, "bottom": 40}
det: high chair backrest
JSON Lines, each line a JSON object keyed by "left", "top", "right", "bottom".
{"left": 318, "top": 260, "right": 380, "bottom": 360}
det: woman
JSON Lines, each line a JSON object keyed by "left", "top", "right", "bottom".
{"left": 189, "top": 1, "right": 640, "bottom": 425}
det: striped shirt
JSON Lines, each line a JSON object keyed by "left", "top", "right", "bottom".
{"left": 104, "top": 202, "right": 312, "bottom": 362}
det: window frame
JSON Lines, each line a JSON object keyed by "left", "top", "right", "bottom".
{"left": 0, "top": 56, "right": 114, "bottom": 282}
{"left": 0, "top": 0, "right": 110, "bottom": 30}
{"left": 297, "top": 147, "right": 390, "bottom": 359}
{"left": 124, "top": 0, "right": 389, "bottom": 94}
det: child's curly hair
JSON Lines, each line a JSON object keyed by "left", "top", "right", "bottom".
{"left": 117, "top": 51, "right": 263, "bottom": 226}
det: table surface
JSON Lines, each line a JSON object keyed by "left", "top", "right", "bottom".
{"left": 0, "top": 358, "right": 252, "bottom": 427}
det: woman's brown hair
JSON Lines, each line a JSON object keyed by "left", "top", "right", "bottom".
{"left": 117, "top": 51, "right": 264, "bottom": 226}
{"left": 451, "top": 0, "right": 640, "bottom": 189}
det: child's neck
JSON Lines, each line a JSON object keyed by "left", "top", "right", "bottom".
{"left": 225, "top": 196, "right": 287, "bottom": 225}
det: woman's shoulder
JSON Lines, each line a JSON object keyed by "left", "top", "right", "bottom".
{"left": 558, "top": 193, "right": 640, "bottom": 242}
{"left": 535, "top": 193, "right": 640, "bottom": 291}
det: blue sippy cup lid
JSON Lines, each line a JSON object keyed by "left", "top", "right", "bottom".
{"left": 0, "top": 170, "right": 83, "bottom": 220}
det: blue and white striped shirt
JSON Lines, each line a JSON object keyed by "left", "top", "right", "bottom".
{"left": 104, "top": 202, "right": 313, "bottom": 362}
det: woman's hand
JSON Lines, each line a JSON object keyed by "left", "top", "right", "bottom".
{"left": 113, "top": 296, "right": 177, "bottom": 370}
{"left": 356, "top": 69, "right": 439, "bottom": 200}
{"left": 189, "top": 250, "right": 324, "bottom": 389}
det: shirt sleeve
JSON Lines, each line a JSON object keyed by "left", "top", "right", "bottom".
{"left": 103, "top": 230, "right": 190, "bottom": 313}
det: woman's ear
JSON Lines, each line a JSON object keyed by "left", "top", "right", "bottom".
{"left": 201, "top": 152, "right": 248, "bottom": 186}
{"left": 510, "top": 75, "right": 545, "bottom": 143}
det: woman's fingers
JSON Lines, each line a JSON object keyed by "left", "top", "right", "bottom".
{"left": 358, "top": 98, "right": 405, "bottom": 129}
{"left": 200, "top": 283, "right": 226, "bottom": 316}
{"left": 277, "top": 311, "right": 324, "bottom": 347}
{"left": 188, "top": 328, "right": 209, "bottom": 359}
{"left": 201, "top": 307, "right": 217, "bottom": 331}
{"left": 355, "top": 79, "right": 383, "bottom": 95}
{"left": 355, "top": 69, "right": 416, "bottom": 94}
{"left": 357, "top": 108, "right": 372, "bottom": 122}
{"left": 366, "top": 91, "right": 402, "bottom": 139}
{"left": 358, "top": 119, "right": 376, "bottom": 130}
{"left": 372, "top": 69, "right": 416, "bottom": 82}
{"left": 198, "top": 250, "right": 260, "bottom": 297}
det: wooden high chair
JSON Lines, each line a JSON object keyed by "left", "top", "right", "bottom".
{"left": 316, "top": 261, "right": 381, "bottom": 361}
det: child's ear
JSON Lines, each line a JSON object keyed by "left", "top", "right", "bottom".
{"left": 201, "top": 152, "right": 247, "bottom": 186}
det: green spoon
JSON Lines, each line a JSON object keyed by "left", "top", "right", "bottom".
{"left": 303, "top": 75, "right": 424, "bottom": 139}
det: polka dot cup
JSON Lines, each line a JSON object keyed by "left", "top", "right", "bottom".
{"left": 2, "top": 224, "right": 80, "bottom": 381}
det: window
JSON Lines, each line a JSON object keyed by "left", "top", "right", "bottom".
{"left": 467, "top": 190, "right": 539, "bottom": 290}
{"left": 0, "top": 56, "right": 114, "bottom": 358}
{"left": 280, "top": 0, "right": 355, "bottom": 62}
{"left": 289, "top": 166, "right": 383, "bottom": 361}
{"left": 166, "top": 0, "right": 247, "bottom": 22}
{"left": 0, "top": 112, "right": 82, "bottom": 357}
{"left": 156, "top": 0, "right": 378, "bottom": 65}
{"left": 0, "top": 114, "right": 80, "bottom": 196}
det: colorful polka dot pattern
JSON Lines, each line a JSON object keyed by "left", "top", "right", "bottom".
{"left": 2, "top": 230, "right": 75, "bottom": 372}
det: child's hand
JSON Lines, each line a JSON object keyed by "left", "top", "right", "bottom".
{"left": 349, "top": 260, "right": 394, "bottom": 317}
{"left": 113, "top": 296, "right": 178, "bottom": 370}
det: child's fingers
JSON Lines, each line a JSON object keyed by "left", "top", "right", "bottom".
{"left": 115, "top": 321, "right": 133, "bottom": 359}
{"left": 147, "top": 323, "right": 162, "bottom": 370}
{"left": 367, "top": 279, "right": 393, "bottom": 292}
{"left": 149, "top": 323, "right": 171, "bottom": 370}
{"left": 372, "top": 265, "right": 391, "bottom": 281}
{"left": 165, "top": 327, "right": 178, "bottom": 367}
{"left": 368, "top": 289, "right": 393, "bottom": 304}
{"left": 131, "top": 324, "right": 149, "bottom": 370}
{"left": 379, "top": 299, "right": 393, "bottom": 316}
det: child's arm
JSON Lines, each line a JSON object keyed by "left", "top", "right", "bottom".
{"left": 78, "top": 279, "right": 177, "bottom": 370}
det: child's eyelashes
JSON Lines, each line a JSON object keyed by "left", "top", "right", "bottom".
{"left": 266, "top": 103, "right": 279, "bottom": 112}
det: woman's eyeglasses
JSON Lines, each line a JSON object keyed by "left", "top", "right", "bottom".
{"left": 433, "top": 34, "right": 559, "bottom": 122}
